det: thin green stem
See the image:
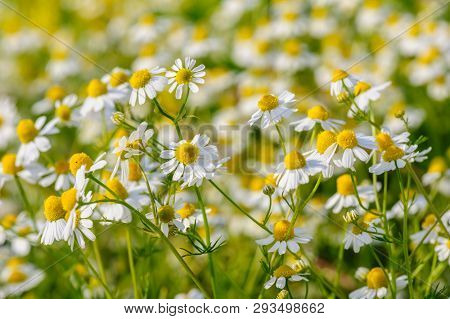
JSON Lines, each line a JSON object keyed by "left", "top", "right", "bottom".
{"left": 14, "top": 176, "right": 35, "bottom": 222}
{"left": 92, "top": 240, "right": 109, "bottom": 296}
{"left": 126, "top": 228, "right": 139, "bottom": 298}
{"left": 80, "top": 249, "right": 113, "bottom": 298}
{"left": 275, "top": 123, "right": 287, "bottom": 154}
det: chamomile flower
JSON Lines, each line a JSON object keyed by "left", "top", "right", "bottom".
{"left": 0, "top": 153, "right": 45, "bottom": 190}
{"left": 332, "top": 129, "right": 376, "bottom": 170}
{"left": 128, "top": 67, "right": 167, "bottom": 106}
{"left": 305, "top": 130, "right": 339, "bottom": 178}
{"left": 369, "top": 144, "right": 431, "bottom": 175}
{"left": 68, "top": 152, "right": 107, "bottom": 181}
{"left": 325, "top": 174, "right": 378, "bottom": 213}
{"left": 101, "top": 67, "right": 131, "bottom": 104}
{"left": 410, "top": 213, "right": 444, "bottom": 245}
{"left": 0, "top": 258, "right": 44, "bottom": 297}
{"left": 349, "top": 267, "right": 407, "bottom": 299}
{"left": 176, "top": 202, "right": 204, "bottom": 230}
{"left": 275, "top": 150, "right": 325, "bottom": 193}
{"left": 166, "top": 57, "right": 206, "bottom": 99}
{"left": 248, "top": 91, "right": 296, "bottom": 129}
{"left": 160, "top": 134, "right": 223, "bottom": 188}
{"left": 348, "top": 81, "right": 391, "bottom": 117}
{"left": 435, "top": 237, "right": 450, "bottom": 265}
{"left": 291, "top": 105, "right": 344, "bottom": 132}
{"left": 40, "top": 195, "right": 66, "bottom": 245}
{"left": 80, "top": 79, "right": 117, "bottom": 117}
{"left": 146, "top": 204, "right": 185, "bottom": 236}
{"left": 264, "top": 265, "right": 308, "bottom": 290}
{"left": 330, "top": 69, "right": 358, "bottom": 97}
{"left": 32, "top": 85, "right": 67, "bottom": 114}
{"left": 39, "top": 159, "right": 74, "bottom": 191}
{"left": 387, "top": 190, "right": 427, "bottom": 219}
{"left": 422, "top": 156, "right": 448, "bottom": 186}
{"left": 256, "top": 220, "right": 311, "bottom": 255}
{"left": 16, "top": 116, "right": 59, "bottom": 166}
{"left": 0, "top": 212, "right": 39, "bottom": 256}
{"left": 343, "top": 221, "right": 378, "bottom": 253}
{"left": 374, "top": 129, "right": 410, "bottom": 151}
{"left": 0, "top": 96, "right": 17, "bottom": 149}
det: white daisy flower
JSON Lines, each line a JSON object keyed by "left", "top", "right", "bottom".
{"left": 330, "top": 69, "right": 358, "bottom": 97}
{"left": 50, "top": 94, "right": 79, "bottom": 127}
{"left": 166, "top": 57, "right": 206, "bottom": 99}
{"left": 343, "top": 222, "right": 380, "bottom": 253}
{"left": 0, "top": 258, "right": 44, "bottom": 297}
{"left": 0, "top": 153, "right": 46, "bottom": 190}
{"left": 16, "top": 116, "right": 59, "bottom": 166}
{"left": 0, "top": 212, "right": 39, "bottom": 256}
{"left": 160, "top": 134, "right": 224, "bottom": 188}
{"left": 422, "top": 157, "right": 447, "bottom": 186}
{"left": 0, "top": 96, "right": 17, "bottom": 149}
{"left": 39, "top": 159, "right": 74, "bottom": 191}
{"left": 256, "top": 219, "right": 311, "bottom": 255}
{"left": 435, "top": 237, "right": 450, "bottom": 265}
{"left": 348, "top": 81, "right": 391, "bottom": 117}
{"left": 292, "top": 105, "right": 344, "bottom": 132}
{"left": 325, "top": 174, "right": 378, "bottom": 213}
{"left": 176, "top": 202, "right": 204, "bottom": 230}
{"left": 305, "top": 130, "right": 340, "bottom": 178}
{"left": 369, "top": 144, "right": 431, "bottom": 175}
{"left": 101, "top": 67, "right": 131, "bottom": 104}
{"left": 32, "top": 85, "right": 67, "bottom": 114}
{"left": 80, "top": 79, "right": 117, "bottom": 117}
{"left": 128, "top": 67, "right": 167, "bottom": 106}
{"left": 68, "top": 152, "right": 107, "bottom": 182}
{"left": 146, "top": 204, "right": 185, "bottom": 236}
{"left": 248, "top": 91, "right": 296, "bottom": 129}
{"left": 332, "top": 129, "right": 376, "bottom": 170}
{"left": 40, "top": 195, "right": 66, "bottom": 245}
{"left": 387, "top": 191, "right": 427, "bottom": 219}
{"left": 350, "top": 267, "right": 407, "bottom": 299}
{"left": 374, "top": 129, "right": 410, "bottom": 152}
{"left": 264, "top": 265, "right": 308, "bottom": 290}
{"left": 410, "top": 213, "right": 444, "bottom": 245}
{"left": 275, "top": 150, "right": 325, "bottom": 193}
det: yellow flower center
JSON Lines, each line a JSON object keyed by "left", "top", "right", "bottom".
{"left": 307, "top": 105, "right": 329, "bottom": 120}
{"left": 46, "top": 85, "right": 66, "bottom": 101}
{"left": 177, "top": 202, "right": 196, "bottom": 219}
{"left": 69, "top": 153, "right": 93, "bottom": 175}
{"left": 158, "top": 205, "right": 175, "bottom": 223}
{"left": 336, "top": 130, "right": 357, "bottom": 149}
{"left": 366, "top": 267, "right": 388, "bottom": 289}
{"left": 316, "top": 130, "right": 337, "bottom": 154}
{"left": 273, "top": 220, "right": 294, "bottom": 241}
{"left": 248, "top": 176, "right": 265, "bottom": 191}
{"left": 55, "top": 104, "right": 71, "bottom": 121}
{"left": 44, "top": 196, "right": 66, "bottom": 221}
{"left": 175, "top": 142, "right": 199, "bottom": 165}
{"left": 418, "top": 47, "right": 440, "bottom": 64}
{"left": 375, "top": 132, "right": 394, "bottom": 151}
{"left": 6, "top": 257, "right": 24, "bottom": 268}
{"left": 139, "top": 43, "right": 157, "bottom": 57}
{"left": 363, "top": 212, "right": 378, "bottom": 224}
{"left": 258, "top": 94, "right": 279, "bottom": 111}
{"left": 421, "top": 214, "right": 436, "bottom": 229}
{"left": 351, "top": 225, "right": 363, "bottom": 235}
{"left": 428, "top": 157, "right": 446, "bottom": 173}
{"left": 175, "top": 68, "right": 193, "bottom": 85}
{"left": 64, "top": 209, "right": 81, "bottom": 227}
{"left": 256, "top": 41, "right": 270, "bottom": 54}
{"left": 129, "top": 69, "right": 151, "bottom": 89}
{"left": 283, "top": 39, "right": 301, "bottom": 55}
{"left": 109, "top": 71, "right": 129, "bottom": 87}
{"left": 61, "top": 188, "right": 77, "bottom": 212}
{"left": 7, "top": 270, "right": 27, "bottom": 283}
{"left": 265, "top": 173, "right": 277, "bottom": 187}
{"left": 105, "top": 178, "right": 128, "bottom": 200}
{"left": 1, "top": 153, "right": 22, "bottom": 175}
{"left": 0, "top": 115, "right": 4, "bottom": 127}
{"left": 332, "top": 69, "right": 348, "bottom": 82}
{"left": 193, "top": 26, "right": 208, "bottom": 41}
{"left": 139, "top": 14, "right": 155, "bottom": 25}
{"left": 54, "top": 160, "right": 69, "bottom": 174}
{"left": 274, "top": 265, "right": 297, "bottom": 278}
{"left": 284, "top": 151, "right": 306, "bottom": 170}
{"left": 86, "top": 79, "right": 107, "bottom": 97}
{"left": 128, "top": 161, "right": 142, "bottom": 181}
{"left": 354, "top": 81, "right": 372, "bottom": 96}
{"left": 337, "top": 174, "right": 354, "bottom": 195}
{"left": 382, "top": 146, "right": 405, "bottom": 162}
{"left": 1, "top": 214, "right": 17, "bottom": 229}
{"left": 16, "top": 119, "right": 38, "bottom": 143}
{"left": 446, "top": 240, "right": 450, "bottom": 249}
{"left": 17, "top": 226, "right": 32, "bottom": 236}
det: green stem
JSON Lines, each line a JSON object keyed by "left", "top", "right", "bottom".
{"left": 14, "top": 176, "right": 35, "bottom": 222}
{"left": 175, "top": 88, "right": 190, "bottom": 121}
{"left": 126, "top": 228, "right": 139, "bottom": 298}
{"left": 382, "top": 172, "right": 396, "bottom": 296}
{"left": 92, "top": 241, "right": 110, "bottom": 296}
{"left": 275, "top": 124, "right": 287, "bottom": 154}
{"left": 80, "top": 249, "right": 113, "bottom": 298}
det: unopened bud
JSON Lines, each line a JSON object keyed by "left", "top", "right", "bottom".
{"left": 343, "top": 209, "right": 359, "bottom": 223}
{"left": 336, "top": 91, "right": 350, "bottom": 104}
{"left": 277, "top": 290, "right": 289, "bottom": 299}
{"left": 111, "top": 112, "right": 125, "bottom": 125}
{"left": 263, "top": 185, "right": 275, "bottom": 196}
{"left": 394, "top": 110, "right": 405, "bottom": 119}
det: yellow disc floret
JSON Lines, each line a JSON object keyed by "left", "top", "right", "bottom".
{"left": 128, "top": 161, "right": 142, "bottom": 182}
{"left": 86, "top": 79, "right": 107, "bottom": 97}
{"left": 307, "top": 105, "right": 329, "bottom": 120}
{"left": 129, "top": 69, "right": 151, "bottom": 89}
{"left": 421, "top": 214, "right": 436, "bottom": 229}
{"left": 382, "top": 146, "right": 404, "bottom": 162}
{"left": 61, "top": 188, "right": 77, "bottom": 212}
{"left": 332, "top": 69, "right": 348, "bottom": 82}
{"left": 284, "top": 151, "right": 306, "bottom": 170}
{"left": 353, "top": 81, "right": 372, "bottom": 96}
{"left": 336, "top": 174, "right": 354, "bottom": 195}
{"left": 177, "top": 203, "right": 196, "bottom": 219}
{"left": 54, "top": 159, "right": 69, "bottom": 174}
{"left": 1, "top": 214, "right": 17, "bottom": 229}
{"left": 109, "top": 71, "right": 129, "bottom": 87}
{"left": 316, "top": 131, "right": 337, "bottom": 154}
{"left": 158, "top": 205, "right": 175, "bottom": 223}
{"left": 1, "top": 153, "right": 22, "bottom": 175}
{"left": 44, "top": 196, "right": 65, "bottom": 221}
{"left": 376, "top": 132, "right": 394, "bottom": 151}
{"left": 46, "top": 85, "right": 65, "bottom": 101}
{"left": 69, "top": 153, "right": 93, "bottom": 175}
{"left": 175, "top": 68, "right": 193, "bottom": 84}
{"left": 105, "top": 178, "right": 128, "bottom": 200}
{"left": 175, "top": 142, "right": 199, "bottom": 165}
{"left": 55, "top": 105, "right": 71, "bottom": 121}
{"left": 274, "top": 265, "right": 297, "bottom": 278}
{"left": 337, "top": 130, "right": 357, "bottom": 149}
{"left": 7, "top": 270, "right": 27, "bottom": 283}
{"left": 16, "top": 119, "right": 38, "bottom": 143}
{"left": 428, "top": 157, "right": 446, "bottom": 174}
{"left": 273, "top": 220, "right": 294, "bottom": 241}
{"left": 366, "top": 267, "right": 388, "bottom": 289}
{"left": 258, "top": 94, "right": 279, "bottom": 111}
